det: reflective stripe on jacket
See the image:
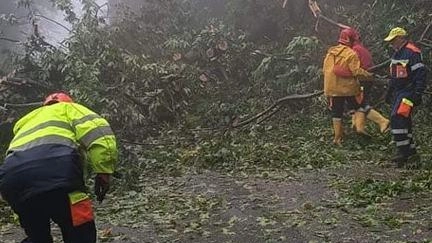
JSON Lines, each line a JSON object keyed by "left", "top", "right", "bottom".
{"left": 7, "top": 102, "right": 117, "bottom": 174}
{"left": 389, "top": 42, "right": 427, "bottom": 93}
{"left": 323, "top": 44, "right": 372, "bottom": 97}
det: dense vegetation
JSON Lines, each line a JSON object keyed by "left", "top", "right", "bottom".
{"left": 1, "top": 0, "right": 432, "bottom": 242}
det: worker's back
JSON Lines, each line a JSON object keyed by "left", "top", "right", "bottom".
{"left": 1, "top": 102, "right": 87, "bottom": 208}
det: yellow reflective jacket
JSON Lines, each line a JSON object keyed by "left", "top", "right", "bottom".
{"left": 7, "top": 102, "right": 117, "bottom": 173}
{"left": 1, "top": 102, "right": 117, "bottom": 204}
{"left": 323, "top": 44, "right": 372, "bottom": 96}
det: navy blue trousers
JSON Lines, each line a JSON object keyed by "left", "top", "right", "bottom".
{"left": 15, "top": 190, "right": 96, "bottom": 243}
{"left": 390, "top": 90, "right": 416, "bottom": 157}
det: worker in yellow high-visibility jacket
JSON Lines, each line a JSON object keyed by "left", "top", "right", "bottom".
{"left": 0, "top": 91, "right": 118, "bottom": 243}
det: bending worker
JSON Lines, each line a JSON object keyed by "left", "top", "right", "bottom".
{"left": 0, "top": 91, "right": 118, "bottom": 243}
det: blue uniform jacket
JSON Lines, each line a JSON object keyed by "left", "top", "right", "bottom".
{"left": 389, "top": 42, "right": 426, "bottom": 95}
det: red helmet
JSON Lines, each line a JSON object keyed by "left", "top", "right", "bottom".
{"left": 338, "top": 28, "right": 357, "bottom": 46}
{"left": 43, "top": 91, "right": 73, "bottom": 106}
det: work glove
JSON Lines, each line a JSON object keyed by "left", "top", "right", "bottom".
{"left": 412, "top": 92, "right": 423, "bottom": 106}
{"left": 94, "top": 173, "right": 110, "bottom": 203}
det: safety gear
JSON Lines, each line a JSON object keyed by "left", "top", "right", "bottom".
{"left": 323, "top": 44, "right": 372, "bottom": 97}
{"left": 391, "top": 153, "right": 408, "bottom": 168}
{"left": 384, "top": 27, "right": 407, "bottom": 42}
{"left": 396, "top": 98, "right": 414, "bottom": 117}
{"left": 391, "top": 148, "right": 418, "bottom": 168}
{"left": 7, "top": 102, "right": 117, "bottom": 174}
{"left": 43, "top": 92, "right": 73, "bottom": 106}
{"left": 1, "top": 102, "right": 117, "bottom": 205}
{"left": 68, "top": 191, "right": 94, "bottom": 227}
{"left": 332, "top": 119, "right": 343, "bottom": 145}
{"left": 338, "top": 28, "right": 357, "bottom": 46}
{"left": 390, "top": 92, "right": 417, "bottom": 169}
{"left": 366, "top": 109, "right": 390, "bottom": 133}
{"left": 351, "top": 113, "right": 356, "bottom": 130}
{"left": 94, "top": 174, "right": 110, "bottom": 203}
{"left": 354, "top": 111, "right": 370, "bottom": 137}
{"left": 388, "top": 41, "right": 426, "bottom": 103}
{"left": 15, "top": 190, "right": 96, "bottom": 243}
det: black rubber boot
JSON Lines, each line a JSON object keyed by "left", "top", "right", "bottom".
{"left": 391, "top": 153, "right": 408, "bottom": 168}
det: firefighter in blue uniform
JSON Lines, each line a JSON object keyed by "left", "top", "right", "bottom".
{"left": 0, "top": 92, "right": 118, "bottom": 243}
{"left": 384, "top": 27, "right": 427, "bottom": 166}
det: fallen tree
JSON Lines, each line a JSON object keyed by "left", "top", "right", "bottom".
{"left": 231, "top": 0, "right": 431, "bottom": 128}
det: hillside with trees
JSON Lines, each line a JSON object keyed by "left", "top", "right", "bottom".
{"left": 0, "top": 0, "right": 431, "bottom": 242}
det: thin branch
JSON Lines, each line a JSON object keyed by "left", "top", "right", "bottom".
{"left": 423, "top": 90, "right": 432, "bottom": 95}
{"left": 3, "top": 102, "right": 42, "bottom": 109}
{"left": 120, "top": 139, "right": 173, "bottom": 146}
{"left": 419, "top": 41, "right": 432, "bottom": 48}
{"left": 3, "top": 77, "right": 52, "bottom": 89}
{"left": 420, "top": 21, "right": 432, "bottom": 41}
{"left": 0, "top": 37, "right": 20, "bottom": 43}
{"left": 317, "top": 14, "right": 350, "bottom": 29}
{"left": 368, "top": 60, "right": 391, "bottom": 72}
{"left": 34, "top": 14, "right": 71, "bottom": 32}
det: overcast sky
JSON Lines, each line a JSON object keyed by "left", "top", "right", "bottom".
{"left": 37, "top": 0, "right": 108, "bottom": 44}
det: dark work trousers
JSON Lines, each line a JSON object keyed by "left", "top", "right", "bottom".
{"left": 15, "top": 190, "right": 96, "bottom": 243}
{"left": 390, "top": 91, "right": 416, "bottom": 157}
{"left": 328, "top": 96, "right": 361, "bottom": 119}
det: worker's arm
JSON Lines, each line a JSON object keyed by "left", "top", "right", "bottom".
{"left": 347, "top": 54, "right": 373, "bottom": 80}
{"left": 66, "top": 103, "right": 118, "bottom": 174}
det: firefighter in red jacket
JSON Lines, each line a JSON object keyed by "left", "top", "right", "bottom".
{"left": 350, "top": 29, "right": 390, "bottom": 135}
{"left": 384, "top": 27, "right": 427, "bottom": 166}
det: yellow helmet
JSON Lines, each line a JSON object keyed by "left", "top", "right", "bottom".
{"left": 384, "top": 27, "right": 407, "bottom": 42}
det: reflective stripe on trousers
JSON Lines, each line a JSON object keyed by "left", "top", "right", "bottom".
{"left": 390, "top": 91, "right": 414, "bottom": 156}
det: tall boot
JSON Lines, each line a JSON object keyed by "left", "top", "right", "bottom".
{"left": 351, "top": 113, "right": 356, "bottom": 131}
{"left": 354, "top": 111, "right": 370, "bottom": 137}
{"left": 332, "top": 119, "right": 343, "bottom": 145}
{"left": 366, "top": 109, "right": 390, "bottom": 133}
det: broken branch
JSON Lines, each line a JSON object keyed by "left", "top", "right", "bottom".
{"left": 420, "top": 20, "right": 432, "bottom": 41}
{"left": 2, "top": 77, "right": 52, "bottom": 89}
{"left": 368, "top": 60, "right": 391, "bottom": 72}
{"left": 2, "top": 102, "right": 43, "bottom": 109}
{"left": 34, "top": 14, "right": 72, "bottom": 32}
{"left": 0, "top": 37, "right": 20, "bottom": 43}
{"left": 232, "top": 91, "right": 323, "bottom": 128}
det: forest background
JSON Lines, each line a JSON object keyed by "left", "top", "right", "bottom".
{"left": 1, "top": 0, "right": 432, "bottom": 242}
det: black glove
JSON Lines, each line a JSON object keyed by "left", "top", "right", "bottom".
{"left": 94, "top": 174, "right": 110, "bottom": 203}
{"left": 412, "top": 92, "right": 423, "bottom": 106}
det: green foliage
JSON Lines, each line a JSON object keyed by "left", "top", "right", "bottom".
{"left": 0, "top": 1, "right": 432, "bottom": 231}
{"left": 252, "top": 36, "right": 323, "bottom": 97}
